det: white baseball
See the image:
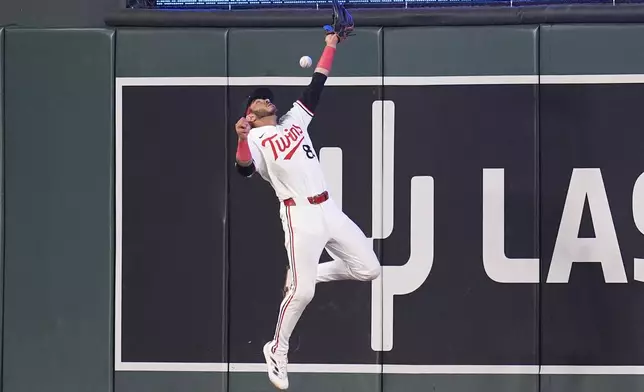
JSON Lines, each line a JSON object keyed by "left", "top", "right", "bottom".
{"left": 299, "top": 55, "right": 312, "bottom": 68}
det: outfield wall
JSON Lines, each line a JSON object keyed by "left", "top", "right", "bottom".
{"left": 2, "top": 24, "right": 644, "bottom": 392}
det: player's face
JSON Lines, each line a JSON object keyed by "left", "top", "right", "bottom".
{"left": 249, "top": 98, "right": 277, "bottom": 118}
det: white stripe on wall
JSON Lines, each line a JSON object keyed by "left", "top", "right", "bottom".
{"left": 116, "top": 74, "right": 644, "bottom": 87}
{"left": 114, "top": 362, "right": 644, "bottom": 375}
{"left": 540, "top": 74, "right": 644, "bottom": 84}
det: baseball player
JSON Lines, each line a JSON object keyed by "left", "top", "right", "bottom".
{"left": 234, "top": 32, "right": 381, "bottom": 390}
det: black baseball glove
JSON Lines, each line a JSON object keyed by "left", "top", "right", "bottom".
{"left": 323, "top": 0, "right": 355, "bottom": 41}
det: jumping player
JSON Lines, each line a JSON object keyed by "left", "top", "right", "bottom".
{"left": 234, "top": 32, "right": 381, "bottom": 390}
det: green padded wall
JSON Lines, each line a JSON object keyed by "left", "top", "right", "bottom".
{"left": 114, "top": 28, "right": 228, "bottom": 392}
{"left": 3, "top": 28, "right": 115, "bottom": 392}
{"left": 384, "top": 25, "right": 539, "bottom": 76}
{"left": 3, "top": 23, "right": 630, "bottom": 392}
{"left": 227, "top": 27, "right": 382, "bottom": 77}
{"left": 540, "top": 24, "right": 644, "bottom": 75}
{"left": 0, "top": 26, "right": 4, "bottom": 390}
{"left": 539, "top": 24, "right": 644, "bottom": 392}
{"left": 382, "top": 25, "right": 539, "bottom": 392}
{"left": 116, "top": 28, "right": 227, "bottom": 77}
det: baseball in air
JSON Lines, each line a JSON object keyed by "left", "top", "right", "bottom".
{"left": 299, "top": 55, "right": 312, "bottom": 68}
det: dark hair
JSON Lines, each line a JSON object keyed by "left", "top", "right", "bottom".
{"left": 244, "top": 87, "right": 274, "bottom": 115}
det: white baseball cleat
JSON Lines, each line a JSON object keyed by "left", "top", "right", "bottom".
{"left": 263, "top": 341, "right": 289, "bottom": 390}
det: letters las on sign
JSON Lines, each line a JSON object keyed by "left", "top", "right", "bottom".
{"left": 319, "top": 100, "right": 644, "bottom": 352}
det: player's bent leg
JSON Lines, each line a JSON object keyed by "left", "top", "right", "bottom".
{"left": 316, "top": 257, "right": 354, "bottom": 283}
{"left": 321, "top": 210, "right": 381, "bottom": 282}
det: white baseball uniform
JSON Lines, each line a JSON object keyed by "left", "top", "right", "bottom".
{"left": 236, "top": 73, "right": 381, "bottom": 359}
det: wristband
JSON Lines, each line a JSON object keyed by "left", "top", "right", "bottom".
{"left": 236, "top": 139, "right": 252, "bottom": 162}
{"left": 316, "top": 45, "right": 336, "bottom": 72}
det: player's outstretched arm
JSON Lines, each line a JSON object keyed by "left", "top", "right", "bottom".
{"left": 314, "top": 33, "right": 339, "bottom": 76}
{"left": 234, "top": 117, "right": 256, "bottom": 177}
{"left": 296, "top": 33, "right": 339, "bottom": 116}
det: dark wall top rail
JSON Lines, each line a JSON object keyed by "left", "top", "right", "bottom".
{"left": 105, "top": 3, "right": 644, "bottom": 27}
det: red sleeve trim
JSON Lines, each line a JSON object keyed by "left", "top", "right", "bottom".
{"left": 295, "top": 100, "right": 314, "bottom": 117}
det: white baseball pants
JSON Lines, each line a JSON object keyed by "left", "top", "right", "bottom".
{"left": 270, "top": 196, "right": 381, "bottom": 357}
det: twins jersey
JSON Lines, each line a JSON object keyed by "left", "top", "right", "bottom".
{"left": 237, "top": 73, "right": 383, "bottom": 372}
{"left": 246, "top": 100, "right": 328, "bottom": 202}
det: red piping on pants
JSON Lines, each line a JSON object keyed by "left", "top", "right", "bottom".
{"left": 272, "top": 205, "right": 297, "bottom": 353}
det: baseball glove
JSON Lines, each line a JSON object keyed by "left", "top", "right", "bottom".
{"left": 323, "top": 0, "right": 355, "bottom": 41}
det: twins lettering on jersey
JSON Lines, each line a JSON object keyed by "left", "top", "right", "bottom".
{"left": 261, "top": 124, "right": 311, "bottom": 161}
